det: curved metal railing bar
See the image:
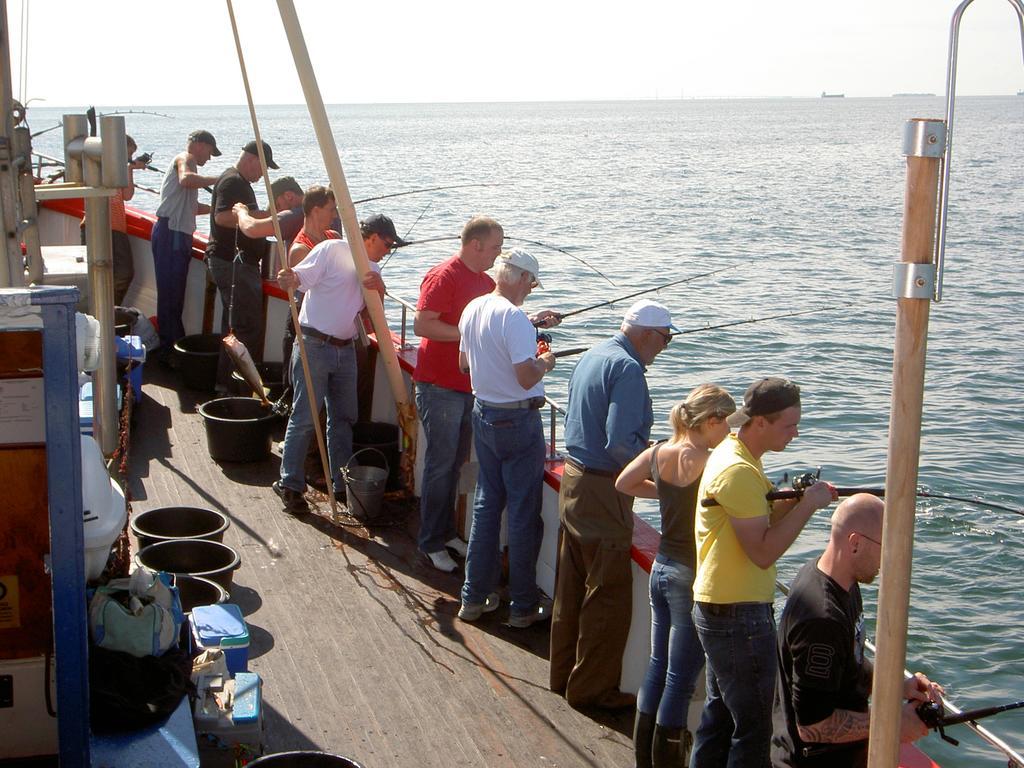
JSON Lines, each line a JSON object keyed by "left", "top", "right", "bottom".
{"left": 936, "top": 0, "right": 1024, "bottom": 300}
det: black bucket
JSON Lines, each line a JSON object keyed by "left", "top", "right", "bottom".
{"left": 135, "top": 539, "right": 241, "bottom": 592}
{"left": 248, "top": 752, "right": 365, "bottom": 768}
{"left": 174, "top": 333, "right": 222, "bottom": 392}
{"left": 353, "top": 421, "right": 401, "bottom": 490}
{"left": 199, "top": 397, "right": 281, "bottom": 462}
{"left": 130, "top": 506, "right": 230, "bottom": 550}
{"left": 174, "top": 574, "right": 229, "bottom": 613}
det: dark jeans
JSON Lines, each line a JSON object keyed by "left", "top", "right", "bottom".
{"left": 151, "top": 218, "right": 193, "bottom": 350}
{"left": 207, "top": 254, "right": 263, "bottom": 389}
{"left": 692, "top": 601, "right": 776, "bottom": 768}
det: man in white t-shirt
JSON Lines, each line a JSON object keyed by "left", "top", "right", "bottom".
{"left": 456, "top": 248, "right": 560, "bottom": 628}
{"left": 271, "top": 226, "right": 391, "bottom": 513}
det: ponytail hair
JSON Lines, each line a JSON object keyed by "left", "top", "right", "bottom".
{"left": 668, "top": 383, "right": 736, "bottom": 441}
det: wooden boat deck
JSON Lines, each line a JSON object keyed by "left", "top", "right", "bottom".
{"left": 126, "top": 364, "right": 634, "bottom": 767}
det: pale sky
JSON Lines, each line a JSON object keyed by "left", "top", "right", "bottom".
{"left": 9, "top": 0, "right": 1024, "bottom": 106}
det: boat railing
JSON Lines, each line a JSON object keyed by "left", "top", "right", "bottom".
{"left": 775, "top": 580, "right": 1024, "bottom": 767}
{"left": 383, "top": 289, "right": 568, "bottom": 462}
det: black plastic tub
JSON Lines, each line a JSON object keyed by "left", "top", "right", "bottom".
{"left": 174, "top": 574, "right": 229, "bottom": 613}
{"left": 135, "top": 539, "right": 241, "bottom": 592}
{"left": 174, "top": 333, "right": 222, "bottom": 392}
{"left": 130, "top": 506, "right": 230, "bottom": 550}
{"left": 248, "top": 752, "right": 365, "bottom": 768}
{"left": 353, "top": 421, "right": 402, "bottom": 490}
{"left": 198, "top": 397, "right": 281, "bottom": 462}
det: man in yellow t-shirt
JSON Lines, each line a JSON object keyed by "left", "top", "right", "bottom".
{"left": 691, "top": 377, "right": 837, "bottom": 768}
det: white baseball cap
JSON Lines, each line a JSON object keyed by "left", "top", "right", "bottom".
{"left": 499, "top": 248, "right": 542, "bottom": 288}
{"left": 623, "top": 299, "right": 679, "bottom": 331}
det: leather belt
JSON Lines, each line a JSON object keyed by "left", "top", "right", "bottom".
{"left": 300, "top": 326, "right": 353, "bottom": 348}
{"left": 564, "top": 456, "right": 619, "bottom": 479}
{"left": 477, "top": 396, "right": 546, "bottom": 410}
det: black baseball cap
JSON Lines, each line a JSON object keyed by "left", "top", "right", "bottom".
{"left": 361, "top": 214, "right": 408, "bottom": 247}
{"left": 242, "top": 140, "right": 279, "bottom": 169}
{"left": 188, "top": 129, "right": 221, "bottom": 156}
{"left": 727, "top": 377, "right": 801, "bottom": 427}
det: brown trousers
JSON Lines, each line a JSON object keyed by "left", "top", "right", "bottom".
{"left": 549, "top": 465, "right": 633, "bottom": 707}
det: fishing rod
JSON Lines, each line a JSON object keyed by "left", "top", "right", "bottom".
{"left": 504, "top": 236, "right": 617, "bottom": 288}
{"left": 395, "top": 233, "right": 619, "bottom": 288}
{"left": 701, "top": 471, "right": 1024, "bottom": 515}
{"left": 552, "top": 346, "right": 588, "bottom": 359}
{"left": 352, "top": 182, "right": 502, "bottom": 205}
{"left": 379, "top": 201, "right": 433, "bottom": 270}
{"left": 672, "top": 303, "right": 852, "bottom": 337}
{"left": 543, "top": 261, "right": 746, "bottom": 327}
{"left": 917, "top": 699, "right": 1024, "bottom": 746}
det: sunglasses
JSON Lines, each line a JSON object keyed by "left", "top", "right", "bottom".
{"left": 651, "top": 329, "right": 672, "bottom": 345}
{"left": 854, "top": 531, "right": 882, "bottom": 546}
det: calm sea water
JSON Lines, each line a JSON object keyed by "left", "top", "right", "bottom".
{"left": 30, "top": 98, "right": 1024, "bottom": 765}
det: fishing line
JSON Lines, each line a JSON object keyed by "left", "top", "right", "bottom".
{"left": 379, "top": 201, "right": 432, "bottom": 270}
{"left": 548, "top": 261, "right": 747, "bottom": 326}
{"left": 672, "top": 303, "right": 853, "bottom": 337}
{"left": 504, "top": 236, "right": 617, "bottom": 287}
{"left": 352, "top": 182, "right": 502, "bottom": 205}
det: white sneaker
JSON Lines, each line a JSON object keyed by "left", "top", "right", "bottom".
{"left": 444, "top": 537, "right": 468, "bottom": 558}
{"left": 426, "top": 549, "right": 458, "bottom": 573}
{"left": 458, "top": 592, "right": 500, "bottom": 621}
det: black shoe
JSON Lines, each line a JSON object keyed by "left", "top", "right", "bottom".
{"left": 273, "top": 481, "right": 308, "bottom": 513}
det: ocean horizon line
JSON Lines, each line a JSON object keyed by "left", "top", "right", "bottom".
{"left": 32, "top": 92, "right": 1019, "bottom": 111}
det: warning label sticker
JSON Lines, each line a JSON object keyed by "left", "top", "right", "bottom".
{"left": 0, "top": 575, "right": 20, "bottom": 629}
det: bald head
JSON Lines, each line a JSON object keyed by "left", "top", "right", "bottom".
{"left": 829, "top": 493, "right": 884, "bottom": 543}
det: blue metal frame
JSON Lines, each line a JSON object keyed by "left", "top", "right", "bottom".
{"left": 0, "top": 286, "right": 89, "bottom": 766}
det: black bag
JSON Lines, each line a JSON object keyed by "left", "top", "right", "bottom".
{"left": 88, "top": 644, "right": 195, "bottom": 733}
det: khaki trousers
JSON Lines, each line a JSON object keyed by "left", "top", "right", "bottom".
{"left": 549, "top": 465, "right": 633, "bottom": 707}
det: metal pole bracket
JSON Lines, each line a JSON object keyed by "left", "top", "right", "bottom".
{"left": 902, "top": 120, "right": 946, "bottom": 158}
{"left": 892, "top": 262, "right": 936, "bottom": 300}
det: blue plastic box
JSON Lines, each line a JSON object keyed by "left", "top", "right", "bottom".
{"left": 115, "top": 334, "right": 144, "bottom": 396}
{"left": 190, "top": 604, "right": 250, "bottom": 675}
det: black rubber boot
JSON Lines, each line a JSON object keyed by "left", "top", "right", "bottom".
{"left": 651, "top": 725, "right": 693, "bottom": 768}
{"left": 633, "top": 710, "right": 656, "bottom": 768}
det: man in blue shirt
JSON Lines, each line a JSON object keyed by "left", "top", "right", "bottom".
{"left": 550, "top": 299, "right": 677, "bottom": 710}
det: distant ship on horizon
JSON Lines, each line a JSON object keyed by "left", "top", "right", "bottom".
{"left": 893, "top": 92, "right": 937, "bottom": 97}
{"left": 821, "top": 91, "right": 845, "bottom": 98}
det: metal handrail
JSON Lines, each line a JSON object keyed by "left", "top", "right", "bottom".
{"left": 775, "top": 579, "right": 1024, "bottom": 766}
{"left": 935, "top": 0, "right": 1024, "bottom": 300}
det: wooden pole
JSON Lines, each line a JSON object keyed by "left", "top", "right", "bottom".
{"left": 867, "top": 118, "right": 945, "bottom": 768}
{"left": 275, "top": 0, "right": 418, "bottom": 490}
{"left": 225, "top": 0, "right": 336, "bottom": 517}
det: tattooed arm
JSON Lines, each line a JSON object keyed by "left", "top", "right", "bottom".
{"left": 798, "top": 708, "right": 870, "bottom": 744}
{"left": 799, "top": 700, "right": 929, "bottom": 745}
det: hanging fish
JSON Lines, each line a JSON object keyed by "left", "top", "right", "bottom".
{"left": 222, "top": 334, "right": 270, "bottom": 407}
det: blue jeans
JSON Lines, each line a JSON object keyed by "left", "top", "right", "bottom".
{"left": 692, "top": 601, "right": 776, "bottom": 768}
{"left": 152, "top": 218, "right": 193, "bottom": 350}
{"left": 637, "top": 555, "right": 704, "bottom": 729}
{"left": 461, "top": 402, "right": 545, "bottom": 617}
{"left": 279, "top": 338, "right": 357, "bottom": 494}
{"left": 415, "top": 383, "right": 474, "bottom": 554}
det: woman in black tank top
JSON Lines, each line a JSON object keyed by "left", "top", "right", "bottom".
{"left": 616, "top": 384, "right": 736, "bottom": 768}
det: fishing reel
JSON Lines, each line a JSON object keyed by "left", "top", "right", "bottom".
{"left": 536, "top": 332, "right": 552, "bottom": 356}
{"left": 916, "top": 701, "right": 958, "bottom": 746}
{"left": 785, "top": 467, "right": 823, "bottom": 492}
{"left": 135, "top": 151, "right": 154, "bottom": 168}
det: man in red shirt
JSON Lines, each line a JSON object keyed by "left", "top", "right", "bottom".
{"left": 413, "top": 216, "right": 504, "bottom": 572}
